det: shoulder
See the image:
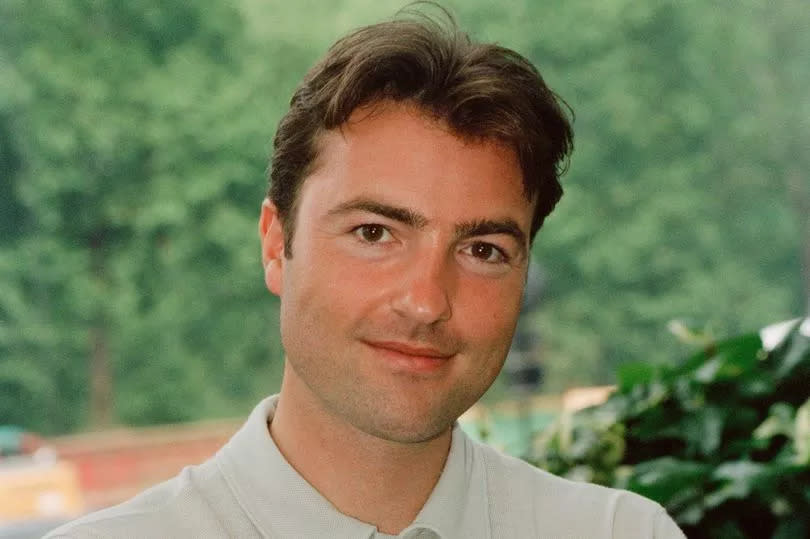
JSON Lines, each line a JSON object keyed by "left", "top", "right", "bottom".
{"left": 472, "top": 439, "right": 684, "bottom": 538}
{"left": 477, "top": 440, "right": 638, "bottom": 508}
{"left": 43, "top": 459, "right": 243, "bottom": 539}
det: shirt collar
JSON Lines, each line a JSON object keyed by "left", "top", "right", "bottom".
{"left": 216, "top": 395, "right": 490, "bottom": 538}
{"left": 404, "top": 424, "right": 491, "bottom": 538}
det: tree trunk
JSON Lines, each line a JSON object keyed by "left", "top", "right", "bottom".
{"left": 88, "top": 231, "right": 113, "bottom": 428}
{"left": 89, "top": 325, "right": 113, "bottom": 428}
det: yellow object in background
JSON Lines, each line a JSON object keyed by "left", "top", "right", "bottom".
{"left": 0, "top": 458, "right": 84, "bottom": 524}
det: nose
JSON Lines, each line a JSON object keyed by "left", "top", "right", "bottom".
{"left": 390, "top": 250, "right": 453, "bottom": 325}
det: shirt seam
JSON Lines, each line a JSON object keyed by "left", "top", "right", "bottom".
{"left": 477, "top": 443, "right": 494, "bottom": 539}
{"left": 608, "top": 489, "right": 621, "bottom": 538}
{"left": 216, "top": 453, "right": 271, "bottom": 538}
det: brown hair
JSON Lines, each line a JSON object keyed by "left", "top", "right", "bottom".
{"left": 268, "top": 6, "right": 573, "bottom": 255}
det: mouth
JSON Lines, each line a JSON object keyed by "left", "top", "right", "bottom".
{"left": 362, "top": 340, "right": 454, "bottom": 373}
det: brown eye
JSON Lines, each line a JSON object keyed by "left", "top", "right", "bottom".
{"left": 357, "top": 224, "right": 388, "bottom": 242}
{"left": 472, "top": 243, "right": 494, "bottom": 259}
{"left": 467, "top": 242, "right": 507, "bottom": 263}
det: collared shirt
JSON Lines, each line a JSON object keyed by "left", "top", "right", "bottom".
{"left": 46, "top": 395, "right": 685, "bottom": 538}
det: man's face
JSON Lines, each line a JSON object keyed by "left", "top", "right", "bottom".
{"left": 261, "top": 102, "right": 534, "bottom": 443}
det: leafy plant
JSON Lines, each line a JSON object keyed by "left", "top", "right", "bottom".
{"left": 528, "top": 320, "right": 810, "bottom": 538}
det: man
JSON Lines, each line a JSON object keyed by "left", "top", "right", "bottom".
{"left": 47, "top": 9, "right": 685, "bottom": 539}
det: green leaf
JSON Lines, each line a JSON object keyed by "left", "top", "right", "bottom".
{"left": 705, "top": 460, "right": 766, "bottom": 507}
{"left": 683, "top": 406, "right": 725, "bottom": 456}
{"left": 708, "top": 334, "right": 763, "bottom": 381}
{"left": 754, "top": 403, "right": 795, "bottom": 440}
{"left": 627, "top": 458, "right": 710, "bottom": 504}
{"left": 678, "top": 333, "right": 762, "bottom": 381}
{"left": 694, "top": 356, "right": 722, "bottom": 383}
{"left": 795, "top": 398, "right": 810, "bottom": 464}
{"left": 617, "top": 361, "right": 657, "bottom": 391}
{"left": 774, "top": 324, "right": 810, "bottom": 380}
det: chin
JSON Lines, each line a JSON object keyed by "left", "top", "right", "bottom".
{"left": 372, "top": 424, "right": 452, "bottom": 445}
{"left": 350, "top": 408, "right": 456, "bottom": 444}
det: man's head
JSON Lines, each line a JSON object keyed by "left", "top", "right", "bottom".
{"left": 268, "top": 9, "right": 573, "bottom": 256}
{"left": 259, "top": 8, "right": 573, "bottom": 444}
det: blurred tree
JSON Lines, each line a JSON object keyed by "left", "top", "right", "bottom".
{"left": 0, "top": 0, "right": 804, "bottom": 432}
{"left": 0, "top": 0, "right": 284, "bottom": 432}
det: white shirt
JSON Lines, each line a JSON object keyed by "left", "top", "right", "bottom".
{"left": 45, "top": 395, "right": 685, "bottom": 538}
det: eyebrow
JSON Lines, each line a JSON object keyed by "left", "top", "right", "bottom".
{"left": 327, "top": 196, "right": 528, "bottom": 257}
{"left": 326, "top": 197, "right": 428, "bottom": 228}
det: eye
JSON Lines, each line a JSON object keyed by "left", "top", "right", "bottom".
{"left": 464, "top": 242, "right": 509, "bottom": 264}
{"left": 353, "top": 224, "right": 392, "bottom": 243}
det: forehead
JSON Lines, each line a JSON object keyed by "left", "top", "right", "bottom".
{"left": 300, "top": 102, "right": 533, "bottom": 228}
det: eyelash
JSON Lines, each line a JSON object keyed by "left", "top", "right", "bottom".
{"left": 350, "top": 224, "right": 511, "bottom": 265}
{"left": 351, "top": 223, "right": 394, "bottom": 243}
{"left": 465, "top": 242, "right": 511, "bottom": 264}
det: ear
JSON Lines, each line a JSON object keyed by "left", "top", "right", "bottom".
{"left": 258, "top": 198, "right": 285, "bottom": 296}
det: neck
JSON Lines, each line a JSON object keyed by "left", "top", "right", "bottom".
{"left": 269, "top": 366, "right": 451, "bottom": 535}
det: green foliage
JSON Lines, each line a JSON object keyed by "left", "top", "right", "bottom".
{"left": 0, "top": 0, "right": 805, "bottom": 433}
{"left": 513, "top": 0, "right": 809, "bottom": 390}
{"left": 0, "top": 0, "right": 284, "bottom": 432}
{"left": 529, "top": 321, "right": 810, "bottom": 538}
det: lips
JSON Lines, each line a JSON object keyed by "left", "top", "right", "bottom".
{"left": 365, "top": 341, "right": 452, "bottom": 358}
{"left": 362, "top": 340, "right": 454, "bottom": 373}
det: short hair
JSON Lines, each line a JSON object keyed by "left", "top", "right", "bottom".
{"left": 268, "top": 7, "right": 573, "bottom": 256}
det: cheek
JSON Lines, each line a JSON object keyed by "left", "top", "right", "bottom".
{"left": 456, "top": 276, "right": 523, "bottom": 344}
{"left": 459, "top": 296, "right": 516, "bottom": 390}
{"left": 284, "top": 245, "right": 387, "bottom": 321}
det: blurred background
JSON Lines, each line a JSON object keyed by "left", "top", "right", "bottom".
{"left": 0, "top": 0, "right": 807, "bottom": 533}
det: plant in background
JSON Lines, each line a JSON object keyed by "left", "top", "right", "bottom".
{"left": 528, "top": 320, "right": 810, "bottom": 539}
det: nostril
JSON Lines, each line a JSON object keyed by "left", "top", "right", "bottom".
{"left": 390, "top": 284, "right": 452, "bottom": 324}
